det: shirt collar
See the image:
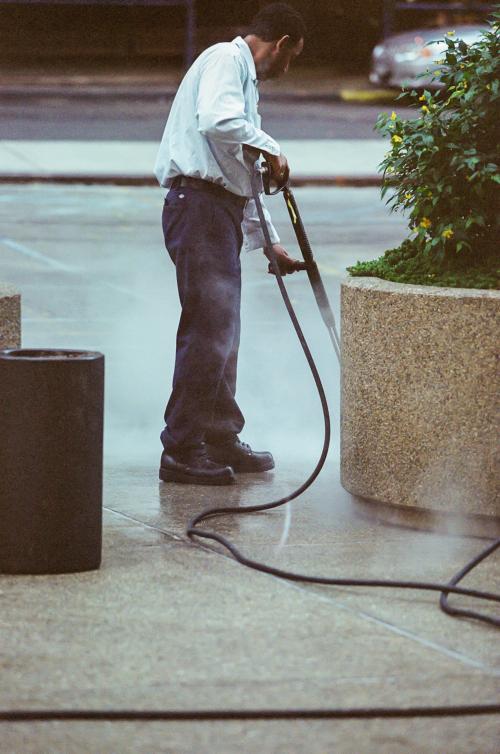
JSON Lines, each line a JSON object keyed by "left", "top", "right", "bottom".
{"left": 233, "top": 36, "right": 257, "bottom": 82}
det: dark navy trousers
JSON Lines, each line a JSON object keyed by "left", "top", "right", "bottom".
{"left": 161, "top": 184, "right": 246, "bottom": 452}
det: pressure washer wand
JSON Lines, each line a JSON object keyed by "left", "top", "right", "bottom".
{"left": 254, "top": 160, "right": 341, "bottom": 363}
{"left": 282, "top": 185, "right": 341, "bottom": 362}
{"left": 184, "top": 162, "right": 500, "bottom": 632}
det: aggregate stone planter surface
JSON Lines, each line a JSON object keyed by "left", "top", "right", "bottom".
{"left": 0, "top": 283, "right": 21, "bottom": 349}
{"left": 341, "top": 277, "right": 499, "bottom": 516}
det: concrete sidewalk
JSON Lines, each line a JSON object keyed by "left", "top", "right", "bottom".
{"left": 0, "top": 63, "right": 394, "bottom": 184}
{"left": 0, "top": 139, "right": 388, "bottom": 185}
{"left": 0, "top": 184, "right": 499, "bottom": 753}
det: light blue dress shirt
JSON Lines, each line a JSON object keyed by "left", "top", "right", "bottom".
{"left": 154, "top": 36, "right": 281, "bottom": 252}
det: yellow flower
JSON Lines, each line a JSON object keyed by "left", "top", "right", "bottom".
{"left": 460, "top": 64, "right": 465, "bottom": 69}
{"left": 404, "top": 192, "right": 412, "bottom": 200}
{"left": 390, "top": 111, "right": 397, "bottom": 120}
{"left": 419, "top": 95, "right": 426, "bottom": 101}
{"left": 421, "top": 105, "right": 430, "bottom": 113}
{"left": 442, "top": 228, "right": 454, "bottom": 239}
{"left": 446, "top": 30, "right": 455, "bottom": 36}
{"left": 420, "top": 217, "right": 432, "bottom": 229}
{"left": 391, "top": 134, "right": 402, "bottom": 144}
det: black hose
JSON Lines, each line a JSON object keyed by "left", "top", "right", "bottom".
{"left": 3, "top": 171, "right": 497, "bottom": 727}
{"left": 187, "top": 163, "right": 500, "bottom": 629}
{"left": 2, "top": 704, "right": 499, "bottom": 721}
{"left": 440, "top": 537, "right": 500, "bottom": 625}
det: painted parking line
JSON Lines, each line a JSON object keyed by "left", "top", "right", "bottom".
{"left": 0, "top": 236, "right": 80, "bottom": 273}
{"left": 0, "top": 237, "right": 147, "bottom": 301}
{"left": 340, "top": 88, "right": 396, "bottom": 103}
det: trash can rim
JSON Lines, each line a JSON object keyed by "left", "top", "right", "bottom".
{"left": 0, "top": 348, "right": 103, "bottom": 361}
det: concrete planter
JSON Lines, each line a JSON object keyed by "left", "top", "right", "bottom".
{"left": 0, "top": 283, "right": 21, "bottom": 349}
{"left": 341, "top": 277, "right": 500, "bottom": 516}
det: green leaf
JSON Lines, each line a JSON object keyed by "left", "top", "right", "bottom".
{"left": 371, "top": 25, "right": 499, "bottom": 284}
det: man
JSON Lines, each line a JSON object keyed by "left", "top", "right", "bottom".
{"left": 155, "top": 2, "right": 306, "bottom": 486}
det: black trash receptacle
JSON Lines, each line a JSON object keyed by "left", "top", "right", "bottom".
{"left": 0, "top": 349, "right": 104, "bottom": 574}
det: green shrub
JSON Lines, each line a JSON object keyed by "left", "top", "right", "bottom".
{"left": 348, "top": 11, "right": 500, "bottom": 289}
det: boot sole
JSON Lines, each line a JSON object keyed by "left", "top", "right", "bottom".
{"left": 159, "top": 467, "right": 235, "bottom": 485}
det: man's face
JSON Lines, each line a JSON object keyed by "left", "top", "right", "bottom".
{"left": 258, "top": 37, "right": 304, "bottom": 81}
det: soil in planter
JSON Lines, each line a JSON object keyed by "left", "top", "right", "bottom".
{"left": 347, "top": 238, "right": 499, "bottom": 290}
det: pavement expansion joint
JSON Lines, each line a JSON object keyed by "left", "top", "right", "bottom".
{"left": 104, "top": 503, "right": 499, "bottom": 677}
{"left": 104, "top": 506, "right": 185, "bottom": 544}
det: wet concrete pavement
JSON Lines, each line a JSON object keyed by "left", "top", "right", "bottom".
{"left": 0, "top": 184, "right": 499, "bottom": 752}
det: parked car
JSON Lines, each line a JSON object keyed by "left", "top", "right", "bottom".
{"left": 369, "top": 24, "right": 486, "bottom": 89}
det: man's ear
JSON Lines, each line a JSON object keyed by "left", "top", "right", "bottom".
{"left": 276, "top": 34, "right": 291, "bottom": 51}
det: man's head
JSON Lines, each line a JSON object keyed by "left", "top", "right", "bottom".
{"left": 244, "top": 2, "right": 305, "bottom": 81}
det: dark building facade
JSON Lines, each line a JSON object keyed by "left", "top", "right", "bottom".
{"left": 0, "top": 1, "right": 494, "bottom": 67}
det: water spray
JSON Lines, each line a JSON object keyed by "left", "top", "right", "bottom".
{"left": 186, "top": 159, "right": 500, "bottom": 630}
{"left": 4, "top": 161, "right": 498, "bottom": 726}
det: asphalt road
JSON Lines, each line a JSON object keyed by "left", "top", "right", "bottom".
{"left": 0, "top": 96, "right": 414, "bottom": 141}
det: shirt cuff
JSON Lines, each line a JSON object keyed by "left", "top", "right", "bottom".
{"left": 261, "top": 137, "right": 281, "bottom": 157}
{"left": 243, "top": 225, "right": 280, "bottom": 253}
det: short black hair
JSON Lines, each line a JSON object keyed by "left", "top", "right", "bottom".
{"left": 248, "top": 2, "right": 306, "bottom": 45}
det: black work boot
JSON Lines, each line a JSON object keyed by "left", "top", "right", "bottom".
{"left": 159, "top": 442, "right": 235, "bottom": 485}
{"left": 206, "top": 438, "right": 275, "bottom": 473}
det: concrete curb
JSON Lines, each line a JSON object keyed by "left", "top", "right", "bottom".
{"left": 0, "top": 86, "right": 179, "bottom": 100}
{"left": 0, "top": 85, "right": 397, "bottom": 105}
{"left": 0, "top": 174, "right": 382, "bottom": 187}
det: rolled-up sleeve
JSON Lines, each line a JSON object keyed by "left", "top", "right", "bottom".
{"left": 242, "top": 195, "right": 280, "bottom": 252}
{"left": 196, "top": 49, "right": 280, "bottom": 157}
{"left": 196, "top": 46, "right": 280, "bottom": 252}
